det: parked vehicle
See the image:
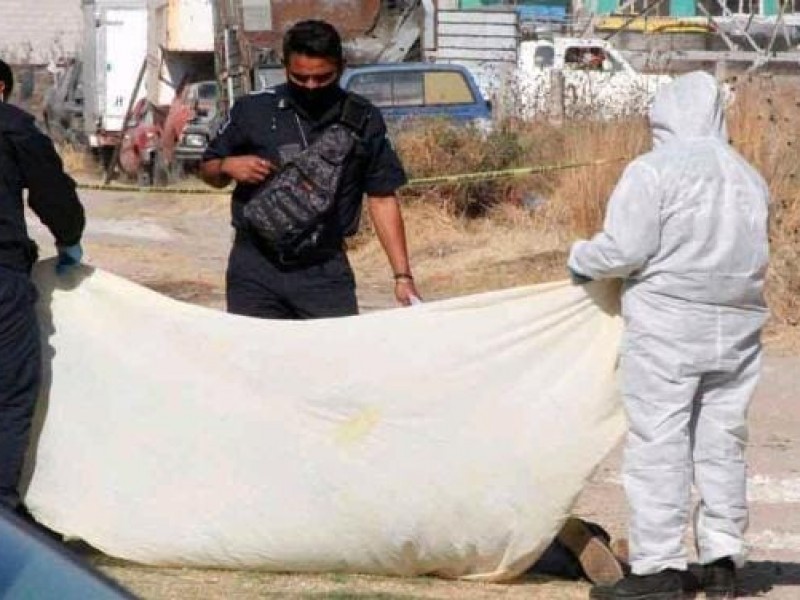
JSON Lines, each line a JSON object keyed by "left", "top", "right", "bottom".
{"left": 341, "top": 63, "right": 492, "bottom": 127}
{"left": 515, "top": 37, "right": 673, "bottom": 119}
{"left": 154, "top": 80, "right": 222, "bottom": 184}
{"left": 113, "top": 0, "right": 219, "bottom": 185}
{"left": 253, "top": 63, "right": 492, "bottom": 128}
{"left": 118, "top": 98, "right": 162, "bottom": 185}
{"left": 0, "top": 510, "right": 135, "bottom": 599}
{"left": 146, "top": 0, "right": 215, "bottom": 110}
{"left": 80, "top": 0, "right": 148, "bottom": 157}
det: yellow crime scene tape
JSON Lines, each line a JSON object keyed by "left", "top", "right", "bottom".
{"left": 75, "top": 157, "right": 626, "bottom": 196}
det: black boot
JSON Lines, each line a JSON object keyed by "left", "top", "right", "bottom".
{"left": 556, "top": 518, "right": 625, "bottom": 586}
{"left": 702, "top": 557, "right": 736, "bottom": 599}
{"left": 590, "top": 568, "right": 685, "bottom": 599}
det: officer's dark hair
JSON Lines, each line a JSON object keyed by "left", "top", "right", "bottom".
{"left": 282, "top": 20, "right": 343, "bottom": 67}
{"left": 0, "top": 59, "right": 13, "bottom": 99}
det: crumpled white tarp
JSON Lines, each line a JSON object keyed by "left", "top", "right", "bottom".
{"left": 23, "top": 262, "right": 624, "bottom": 581}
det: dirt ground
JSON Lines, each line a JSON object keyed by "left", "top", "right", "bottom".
{"left": 26, "top": 188, "right": 800, "bottom": 599}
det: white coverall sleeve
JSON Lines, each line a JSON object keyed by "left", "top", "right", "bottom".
{"left": 568, "top": 161, "right": 661, "bottom": 280}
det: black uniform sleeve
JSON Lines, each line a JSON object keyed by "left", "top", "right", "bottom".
{"left": 362, "top": 109, "right": 407, "bottom": 197}
{"left": 202, "top": 101, "right": 249, "bottom": 161}
{"left": 8, "top": 118, "right": 85, "bottom": 246}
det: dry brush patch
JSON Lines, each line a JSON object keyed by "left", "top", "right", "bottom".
{"left": 57, "top": 142, "right": 98, "bottom": 177}
{"left": 728, "top": 76, "right": 800, "bottom": 346}
{"left": 372, "top": 89, "right": 798, "bottom": 347}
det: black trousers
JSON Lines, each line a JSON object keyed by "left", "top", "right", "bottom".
{"left": 226, "top": 233, "right": 358, "bottom": 320}
{"left": 0, "top": 267, "right": 40, "bottom": 510}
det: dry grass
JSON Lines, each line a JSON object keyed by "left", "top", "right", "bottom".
{"left": 355, "top": 76, "right": 798, "bottom": 349}
{"left": 95, "top": 559, "right": 593, "bottom": 600}
{"left": 728, "top": 76, "right": 800, "bottom": 342}
{"left": 58, "top": 142, "right": 99, "bottom": 177}
{"left": 534, "top": 120, "right": 649, "bottom": 239}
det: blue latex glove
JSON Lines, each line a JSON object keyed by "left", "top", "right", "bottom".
{"left": 568, "top": 267, "right": 593, "bottom": 285}
{"left": 55, "top": 243, "right": 83, "bottom": 275}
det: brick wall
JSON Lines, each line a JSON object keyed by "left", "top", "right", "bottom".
{"left": 0, "top": 0, "right": 83, "bottom": 65}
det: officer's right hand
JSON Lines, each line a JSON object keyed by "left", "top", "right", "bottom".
{"left": 220, "top": 156, "right": 275, "bottom": 184}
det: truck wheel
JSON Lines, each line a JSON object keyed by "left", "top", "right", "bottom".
{"left": 170, "top": 160, "right": 185, "bottom": 182}
{"left": 153, "top": 151, "right": 171, "bottom": 187}
{"left": 136, "top": 168, "right": 153, "bottom": 187}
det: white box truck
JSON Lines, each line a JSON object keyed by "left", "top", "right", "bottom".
{"left": 80, "top": 0, "right": 148, "bottom": 152}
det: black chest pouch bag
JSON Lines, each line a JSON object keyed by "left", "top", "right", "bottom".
{"left": 243, "top": 94, "right": 370, "bottom": 263}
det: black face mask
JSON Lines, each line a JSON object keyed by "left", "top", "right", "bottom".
{"left": 287, "top": 79, "right": 344, "bottom": 120}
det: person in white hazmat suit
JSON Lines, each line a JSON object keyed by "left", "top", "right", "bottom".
{"left": 568, "top": 71, "right": 769, "bottom": 600}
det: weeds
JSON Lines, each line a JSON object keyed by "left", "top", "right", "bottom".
{"left": 385, "top": 74, "right": 798, "bottom": 340}
{"left": 728, "top": 75, "right": 800, "bottom": 329}
{"left": 57, "top": 142, "right": 98, "bottom": 177}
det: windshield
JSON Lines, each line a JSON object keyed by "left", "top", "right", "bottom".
{"left": 196, "top": 83, "right": 218, "bottom": 100}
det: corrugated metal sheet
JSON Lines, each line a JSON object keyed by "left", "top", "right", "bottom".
{"left": 238, "top": 0, "right": 382, "bottom": 53}
{"left": 273, "top": 0, "right": 380, "bottom": 36}
{"left": 432, "top": 9, "right": 519, "bottom": 63}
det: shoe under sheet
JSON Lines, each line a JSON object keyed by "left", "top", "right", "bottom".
{"left": 23, "top": 261, "right": 624, "bottom": 581}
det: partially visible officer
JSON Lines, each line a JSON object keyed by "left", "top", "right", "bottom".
{"left": 0, "top": 59, "right": 85, "bottom": 518}
{"left": 200, "top": 20, "right": 420, "bottom": 319}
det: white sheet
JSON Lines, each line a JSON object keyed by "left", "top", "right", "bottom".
{"left": 23, "top": 262, "right": 624, "bottom": 581}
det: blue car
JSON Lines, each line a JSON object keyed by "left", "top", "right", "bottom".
{"left": 253, "top": 62, "right": 492, "bottom": 127}
{"left": 339, "top": 63, "right": 492, "bottom": 127}
{"left": 0, "top": 508, "right": 135, "bottom": 599}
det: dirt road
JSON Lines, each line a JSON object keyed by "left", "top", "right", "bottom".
{"left": 27, "top": 189, "right": 800, "bottom": 599}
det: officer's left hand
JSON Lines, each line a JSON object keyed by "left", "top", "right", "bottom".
{"left": 55, "top": 243, "right": 83, "bottom": 275}
{"left": 395, "top": 278, "right": 422, "bottom": 307}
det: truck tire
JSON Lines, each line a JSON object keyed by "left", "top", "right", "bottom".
{"left": 171, "top": 159, "right": 185, "bottom": 182}
{"left": 137, "top": 158, "right": 154, "bottom": 187}
{"left": 153, "top": 151, "right": 172, "bottom": 187}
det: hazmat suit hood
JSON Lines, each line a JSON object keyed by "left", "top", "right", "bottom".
{"left": 649, "top": 71, "right": 727, "bottom": 147}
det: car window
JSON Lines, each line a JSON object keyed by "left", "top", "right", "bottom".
{"left": 255, "top": 67, "right": 286, "bottom": 91}
{"left": 347, "top": 72, "right": 394, "bottom": 107}
{"left": 565, "top": 46, "right": 608, "bottom": 72}
{"left": 392, "top": 72, "right": 424, "bottom": 107}
{"left": 347, "top": 69, "right": 478, "bottom": 108}
{"left": 197, "top": 83, "right": 218, "bottom": 100}
{"left": 564, "top": 47, "right": 583, "bottom": 69}
{"left": 423, "top": 72, "right": 475, "bottom": 105}
{"left": 534, "top": 46, "right": 555, "bottom": 68}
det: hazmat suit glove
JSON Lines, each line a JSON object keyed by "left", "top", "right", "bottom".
{"left": 568, "top": 267, "right": 593, "bottom": 285}
{"left": 55, "top": 243, "right": 83, "bottom": 275}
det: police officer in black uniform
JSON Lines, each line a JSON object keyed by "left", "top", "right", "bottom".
{"left": 201, "top": 20, "right": 420, "bottom": 319}
{"left": 0, "top": 59, "right": 85, "bottom": 515}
